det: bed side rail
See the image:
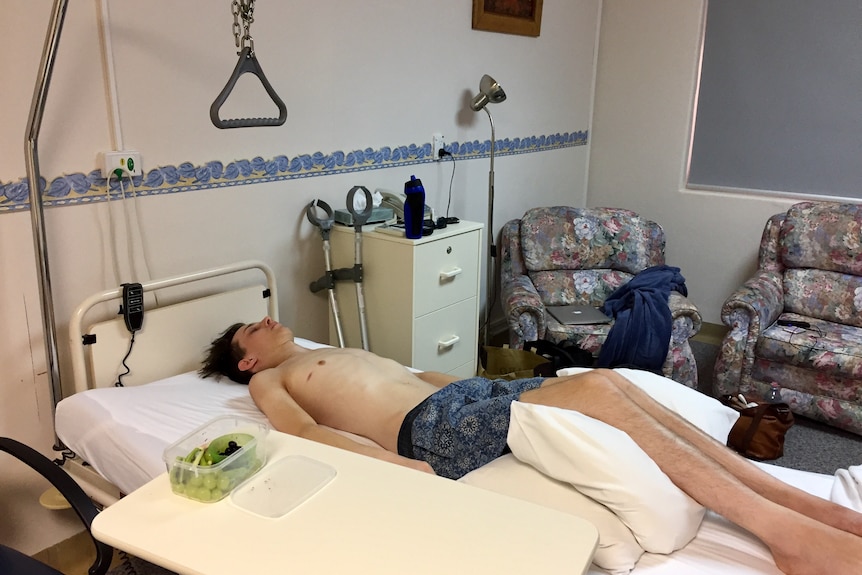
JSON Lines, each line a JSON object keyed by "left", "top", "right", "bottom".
{"left": 69, "top": 260, "right": 278, "bottom": 394}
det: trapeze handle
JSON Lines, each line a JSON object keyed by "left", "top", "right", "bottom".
{"left": 210, "top": 47, "right": 287, "bottom": 129}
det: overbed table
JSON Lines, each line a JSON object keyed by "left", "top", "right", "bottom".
{"left": 92, "top": 430, "right": 599, "bottom": 574}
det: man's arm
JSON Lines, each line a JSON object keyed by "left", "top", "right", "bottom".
{"left": 248, "top": 371, "right": 434, "bottom": 474}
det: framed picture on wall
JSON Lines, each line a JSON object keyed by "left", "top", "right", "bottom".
{"left": 472, "top": 0, "right": 543, "bottom": 37}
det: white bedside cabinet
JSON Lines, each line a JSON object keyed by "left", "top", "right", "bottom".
{"left": 328, "top": 220, "right": 483, "bottom": 377}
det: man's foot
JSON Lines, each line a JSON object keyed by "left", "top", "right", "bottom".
{"left": 769, "top": 515, "right": 862, "bottom": 575}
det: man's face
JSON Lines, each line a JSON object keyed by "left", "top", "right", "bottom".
{"left": 232, "top": 316, "right": 293, "bottom": 374}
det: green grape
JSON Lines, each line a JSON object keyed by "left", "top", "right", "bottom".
{"left": 217, "top": 474, "right": 231, "bottom": 492}
{"left": 210, "top": 488, "right": 224, "bottom": 501}
{"left": 202, "top": 474, "right": 218, "bottom": 491}
{"left": 172, "top": 483, "right": 185, "bottom": 494}
{"left": 188, "top": 474, "right": 204, "bottom": 487}
{"left": 194, "top": 486, "right": 212, "bottom": 501}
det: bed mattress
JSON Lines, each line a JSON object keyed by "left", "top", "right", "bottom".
{"left": 55, "top": 346, "right": 839, "bottom": 575}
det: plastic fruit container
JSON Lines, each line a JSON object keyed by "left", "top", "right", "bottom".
{"left": 163, "top": 415, "right": 269, "bottom": 503}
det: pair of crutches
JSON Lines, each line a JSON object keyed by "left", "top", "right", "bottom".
{"left": 306, "top": 186, "right": 373, "bottom": 350}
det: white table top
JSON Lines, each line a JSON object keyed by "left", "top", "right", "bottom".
{"left": 93, "top": 430, "right": 598, "bottom": 575}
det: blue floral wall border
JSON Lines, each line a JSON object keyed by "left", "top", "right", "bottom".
{"left": 0, "top": 132, "right": 587, "bottom": 214}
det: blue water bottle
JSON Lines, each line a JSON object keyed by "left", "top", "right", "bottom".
{"left": 403, "top": 175, "right": 425, "bottom": 239}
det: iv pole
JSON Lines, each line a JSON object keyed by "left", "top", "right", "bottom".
{"left": 26, "top": 0, "right": 69, "bottom": 448}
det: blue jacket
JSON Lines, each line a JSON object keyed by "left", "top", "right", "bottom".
{"left": 597, "top": 265, "right": 688, "bottom": 373}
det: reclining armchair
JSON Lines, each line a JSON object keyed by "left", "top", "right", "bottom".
{"left": 715, "top": 201, "right": 862, "bottom": 436}
{"left": 500, "top": 206, "right": 702, "bottom": 387}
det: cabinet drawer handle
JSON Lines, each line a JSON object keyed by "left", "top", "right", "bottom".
{"left": 439, "top": 267, "right": 463, "bottom": 280}
{"left": 438, "top": 335, "right": 460, "bottom": 349}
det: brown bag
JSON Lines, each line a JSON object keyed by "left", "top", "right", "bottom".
{"left": 721, "top": 397, "right": 794, "bottom": 460}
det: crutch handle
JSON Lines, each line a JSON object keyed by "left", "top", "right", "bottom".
{"left": 306, "top": 199, "right": 334, "bottom": 238}
{"left": 346, "top": 186, "right": 374, "bottom": 228}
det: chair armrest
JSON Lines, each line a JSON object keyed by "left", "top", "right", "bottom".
{"left": 721, "top": 269, "right": 784, "bottom": 333}
{"left": 501, "top": 275, "right": 546, "bottom": 348}
{"left": 714, "top": 270, "right": 784, "bottom": 396}
{"left": 668, "top": 292, "right": 702, "bottom": 339}
{"left": 500, "top": 219, "right": 547, "bottom": 348}
{"left": 0, "top": 438, "right": 113, "bottom": 575}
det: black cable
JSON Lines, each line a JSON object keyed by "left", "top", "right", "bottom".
{"left": 115, "top": 331, "right": 136, "bottom": 387}
{"left": 478, "top": 278, "right": 499, "bottom": 343}
{"left": 52, "top": 445, "right": 76, "bottom": 466}
{"left": 439, "top": 149, "right": 456, "bottom": 219}
{"left": 113, "top": 549, "right": 139, "bottom": 575}
{"left": 779, "top": 323, "right": 823, "bottom": 361}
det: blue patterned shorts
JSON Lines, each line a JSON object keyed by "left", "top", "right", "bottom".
{"left": 397, "top": 376, "right": 545, "bottom": 479}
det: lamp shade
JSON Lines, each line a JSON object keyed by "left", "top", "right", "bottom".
{"left": 470, "top": 74, "right": 507, "bottom": 111}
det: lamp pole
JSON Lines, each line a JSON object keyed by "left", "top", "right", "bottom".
{"left": 483, "top": 107, "right": 496, "bottom": 347}
{"left": 469, "top": 74, "right": 506, "bottom": 348}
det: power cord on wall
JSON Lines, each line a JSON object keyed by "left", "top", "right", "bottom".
{"left": 105, "top": 167, "right": 159, "bottom": 386}
{"left": 438, "top": 149, "right": 460, "bottom": 224}
{"left": 115, "top": 169, "right": 160, "bottom": 306}
{"left": 104, "top": 169, "right": 124, "bottom": 284}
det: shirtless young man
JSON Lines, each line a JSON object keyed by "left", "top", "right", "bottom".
{"left": 200, "top": 316, "right": 862, "bottom": 575}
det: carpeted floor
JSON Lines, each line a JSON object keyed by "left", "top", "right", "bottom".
{"left": 691, "top": 339, "right": 862, "bottom": 475}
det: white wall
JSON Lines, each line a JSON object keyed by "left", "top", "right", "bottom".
{"left": 589, "top": 0, "right": 798, "bottom": 325}
{"left": 0, "top": 0, "right": 600, "bottom": 553}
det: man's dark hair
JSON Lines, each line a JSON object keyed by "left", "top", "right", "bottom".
{"left": 199, "top": 323, "right": 251, "bottom": 384}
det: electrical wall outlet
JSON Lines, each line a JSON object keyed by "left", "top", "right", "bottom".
{"left": 99, "top": 151, "right": 142, "bottom": 178}
{"left": 432, "top": 133, "right": 445, "bottom": 161}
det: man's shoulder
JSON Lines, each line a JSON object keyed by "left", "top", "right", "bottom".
{"left": 248, "top": 365, "right": 284, "bottom": 390}
{"left": 249, "top": 349, "right": 312, "bottom": 389}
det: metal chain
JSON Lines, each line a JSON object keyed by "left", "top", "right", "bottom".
{"left": 231, "top": 0, "right": 255, "bottom": 54}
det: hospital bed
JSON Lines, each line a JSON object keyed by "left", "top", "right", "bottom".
{"left": 54, "top": 261, "right": 847, "bottom": 575}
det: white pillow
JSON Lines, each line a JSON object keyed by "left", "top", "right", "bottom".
{"left": 507, "top": 401, "right": 705, "bottom": 554}
{"left": 555, "top": 367, "right": 739, "bottom": 443}
{"left": 460, "top": 454, "right": 643, "bottom": 574}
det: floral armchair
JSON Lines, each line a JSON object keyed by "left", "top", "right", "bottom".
{"left": 500, "top": 206, "right": 703, "bottom": 387}
{"left": 715, "top": 201, "right": 862, "bottom": 435}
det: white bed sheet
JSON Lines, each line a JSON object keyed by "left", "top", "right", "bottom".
{"left": 56, "top": 370, "right": 266, "bottom": 495}
{"left": 55, "top": 344, "right": 838, "bottom": 575}
{"left": 587, "top": 462, "right": 833, "bottom": 575}
{"left": 55, "top": 337, "right": 331, "bottom": 495}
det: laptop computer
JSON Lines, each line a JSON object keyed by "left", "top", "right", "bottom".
{"left": 546, "top": 304, "right": 612, "bottom": 325}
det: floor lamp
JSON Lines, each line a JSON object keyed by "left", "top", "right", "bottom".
{"left": 470, "top": 74, "right": 507, "bottom": 346}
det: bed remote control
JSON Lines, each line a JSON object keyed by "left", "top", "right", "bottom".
{"left": 122, "top": 282, "right": 144, "bottom": 332}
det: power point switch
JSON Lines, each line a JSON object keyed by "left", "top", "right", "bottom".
{"left": 432, "top": 133, "right": 445, "bottom": 161}
{"left": 100, "top": 151, "right": 142, "bottom": 178}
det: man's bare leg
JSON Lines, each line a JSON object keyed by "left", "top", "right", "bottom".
{"left": 518, "top": 370, "right": 862, "bottom": 575}
{"left": 592, "top": 368, "right": 862, "bottom": 537}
